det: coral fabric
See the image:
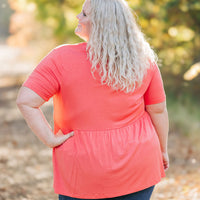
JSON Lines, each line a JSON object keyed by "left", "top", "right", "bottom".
{"left": 23, "top": 42, "right": 166, "bottom": 199}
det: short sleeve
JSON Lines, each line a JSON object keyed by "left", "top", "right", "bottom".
{"left": 144, "top": 62, "right": 166, "bottom": 105}
{"left": 22, "top": 48, "right": 60, "bottom": 101}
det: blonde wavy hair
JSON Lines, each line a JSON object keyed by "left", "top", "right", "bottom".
{"left": 86, "top": 0, "right": 158, "bottom": 93}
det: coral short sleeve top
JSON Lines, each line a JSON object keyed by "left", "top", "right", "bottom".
{"left": 23, "top": 42, "right": 166, "bottom": 199}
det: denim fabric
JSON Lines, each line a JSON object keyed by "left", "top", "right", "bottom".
{"left": 58, "top": 185, "right": 155, "bottom": 200}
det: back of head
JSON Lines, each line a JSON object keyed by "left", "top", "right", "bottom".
{"left": 87, "top": 0, "right": 158, "bottom": 93}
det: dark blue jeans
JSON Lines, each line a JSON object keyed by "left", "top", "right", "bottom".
{"left": 58, "top": 185, "right": 155, "bottom": 200}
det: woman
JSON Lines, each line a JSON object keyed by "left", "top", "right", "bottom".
{"left": 16, "top": 0, "right": 169, "bottom": 199}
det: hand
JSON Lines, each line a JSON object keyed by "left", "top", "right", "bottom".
{"left": 49, "top": 129, "right": 74, "bottom": 148}
{"left": 162, "top": 152, "right": 169, "bottom": 171}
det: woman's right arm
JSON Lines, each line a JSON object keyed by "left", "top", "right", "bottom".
{"left": 16, "top": 86, "right": 74, "bottom": 148}
{"left": 145, "top": 101, "right": 169, "bottom": 171}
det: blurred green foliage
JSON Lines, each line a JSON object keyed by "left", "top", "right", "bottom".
{"left": 27, "top": 0, "right": 200, "bottom": 99}
{"left": 27, "top": 0, "right": 83, "bottom": 42}
{"left": 132, "top": 0, "right": 200, "bottom": 99}
{"left": 0, "top": 0, "right": 13, "bottom": 38}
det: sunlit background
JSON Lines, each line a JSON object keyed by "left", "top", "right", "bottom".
{"left": 0, "top": 0, "right": 200, "bottom": 199}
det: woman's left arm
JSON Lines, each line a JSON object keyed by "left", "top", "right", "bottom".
{"left": 146, "top": 101, "right": 169, "bottom": 171}
{"left": 16, "top": 86, "right": 74, "bottom": 148}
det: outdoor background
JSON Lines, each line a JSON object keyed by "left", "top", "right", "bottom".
{"left": 0, "top": 0, "right": 200, "bottom": 199}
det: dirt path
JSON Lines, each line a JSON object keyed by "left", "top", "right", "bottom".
{"left": 0, "top": 44, "right": 200, "bottom": 200}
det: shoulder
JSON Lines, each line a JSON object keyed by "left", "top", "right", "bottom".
{"left": 144, "top": 61, "right": 157, "bottom": 77}
{"left": 147, "top": 60, "right": 158, "bottom": 72}
{"left": 54, "top": 42, "right": 87, "bottom": 55}
{"left": 146, "top": 61, "right": 161, "bottom": 77}
{"left": 142, "top": 61, "right": 161, "bottom": 84}
{"left": 48, "top": 42, "right": 87, "bottom": 70}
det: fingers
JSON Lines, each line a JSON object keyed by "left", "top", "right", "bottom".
{"left": 57, "top": 129, "right": 74, "bottom": 137}
{"left": 164, "top": 162, "right": 169, "bottom": 171}
{"left": 64, "top": 131, "right": 74, "bottom": 139}
{"left": 162, "top": 153, "right": 169, "bottom": 171}
{"left": 52, "top": 130, "right": 74, "bottom": 148}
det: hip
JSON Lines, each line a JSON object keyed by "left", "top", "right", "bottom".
{"left": 58, "top": 185, "right": 155, "bottom": 200}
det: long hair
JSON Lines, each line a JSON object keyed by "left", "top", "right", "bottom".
{"left": 86, "top": 0, "right": 158, "bottom": 93}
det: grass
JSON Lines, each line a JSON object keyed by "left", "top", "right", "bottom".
{"left": 167, "top": 93, "right": 200, "bottom": 137}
